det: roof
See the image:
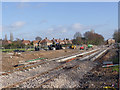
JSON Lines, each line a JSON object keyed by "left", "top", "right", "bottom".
{"left": 51, "top": 39, "right": 60, "bottom": 42}
{"left": 58, "top": 39, "right": 64, "bottom": 42}
{"left": 7, "top": 40, "right": 12, "bottom": 44}
{"left": 22, "top": 40, "right": 31, "bottom": 44}
{"left": 2, "top": 40, "right": 12, "bottom": 45}
{"left": 40, "top": 38, "right": 52, "bottom": 43}
{"left": 32, "top": 40, "right": 40, "bottom": 44}
{"left": 63, "top": 39, "right": 67, "bottom": 41}
{"left": 51, "top": 39, "right": 64, "bottom": 43}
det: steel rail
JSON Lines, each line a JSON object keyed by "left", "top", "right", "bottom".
{"left": 1, "top": 48, "right": 100, "bottom": 76}
{"left": 1, "top": 48, "right": 105, "bottom": 89}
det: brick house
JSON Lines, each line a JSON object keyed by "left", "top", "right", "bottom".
{"left": 32, "top": 40, "right": 41, "bottom": 47}
{"left": 51, "top": 38, "right": 59, "bottom": 44}
{"left": 22, "top": 40, "right": 31, "bottom": 45}
{"left": 40, "top": 37, "right": 52, "bottom": 46}
{"left": 67, "top": 40, "right": 72, "bottom": 44}
{"left": 63, "top": 39, "right": 72, "bottom": 44}
{"left": 51, "top": 38, "right": 65, "bottom": 44}
{"left": 2, "top": 40, "right": 12, "bottom": 45}
{"left": 58, "top": 39, "right": 65, "bottom": 44}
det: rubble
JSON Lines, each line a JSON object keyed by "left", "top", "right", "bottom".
{"left": 2, "top": 49, "right": 80, "bottom": 72}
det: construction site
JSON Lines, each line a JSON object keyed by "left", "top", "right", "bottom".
{"left": 1, "top": 1, "right": 119, "bottom": 89}
{"left": 0, "top": 43, "right": 119, "bottom": 89}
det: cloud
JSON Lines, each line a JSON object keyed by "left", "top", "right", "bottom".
{"left": 70, "top": 23, "right": 91, "bottom": 31}
{"left": 47, "top": 25, "right": 68, "bottom": 34}
{"left": 11, "top": 21, "right": 26, "bottom": 28}
{"left": 3, "top": 21, "right": 26, "bottom": 32}
{"left": 43, "top": 23, "right": 108, "bottom": 39}
{"left": 47, "top": 23, "right": 89, "bottom": 34}
{"left": 69, "top": 23, "right": 107, "bottom": 32}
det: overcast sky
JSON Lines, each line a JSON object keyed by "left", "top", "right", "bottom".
{"left": 2, "top": 2, "right": 118, "bottom": 40}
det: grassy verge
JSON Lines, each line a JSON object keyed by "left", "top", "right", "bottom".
{"left": 1, "top": 48, "right": 34, "bottom": 52}
{"left": 112, "top": 65, "right": 119, "bottom": 72}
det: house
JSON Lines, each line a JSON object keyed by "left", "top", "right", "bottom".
{"left": 2, "top": 40, "right": 12, "bottom": 45}
{"left": 51, "top": 38, "right": 65, "bottom": 45}
{"left": 58, "top": 39, "right": 65, "bottom": 44}
{"left": 63, "top": 39, "right": 68, "bottom": 44}
{"left": 40, "top": 37, "right": 52, "bottom": 46}
{"left": 22, "top": 40, "right": 31, "bottom": 45}
{"left": 7, "top": 40, "right": 12, "bottom": 44}
{"left": 107, "top": 38, "right": 115, "bottom": 45}
{"left": 32, "top": 40, "right": 41, "bottom": 47}
{"left": 63, "top": 39, "right": 72, "bottom": 44}
{"left": 51, "top": 38, "right": 58, "bottom": 44}
{"left": 51, "top": 38, "right": 60, "bottom": 44}
{"left": 67, "top": 40, "right": 72, "bottom": 44}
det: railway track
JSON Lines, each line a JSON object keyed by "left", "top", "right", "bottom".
{"left": 1, "top": 47, "right": 108, "bottom": 89}
{"left": 1, "top": 48, "right": 100, "bottom": 76}
{"left": 35, "top": 65, "right": 80, "bottom": 88}
{"left": 15, "top": 48, "right": 107, "bottom": 88}
{"left": 36, "top": 49, "right": 109, "bottom": 88}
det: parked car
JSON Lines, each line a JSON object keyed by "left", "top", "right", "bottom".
{"left": 88, "top": 44, "right": 93, "bottom": 48}
{"left": 69, "top": 45, "right": 76, "bottom": 49}
{"left": 80, "top": 46, "right": 84, "bottom": 50}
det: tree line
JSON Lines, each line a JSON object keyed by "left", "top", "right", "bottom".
{"left": 72, "top": 30, "right": 104, "bottom": 45}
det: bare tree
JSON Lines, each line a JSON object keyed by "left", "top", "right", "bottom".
{"left": 35, "top": 36, "right": 42, "bottom": 41}
{"left": 73, "top": 32, "right": 82, "bottom": 39}
{"left": 84, "top": 31, "right": 104, "bottom": 45}
{"left": 73, "top": 32, "right": 82, "bottom": 45}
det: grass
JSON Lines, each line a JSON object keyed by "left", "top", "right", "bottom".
{"left": 103, "top": 65, "right": 119, "bottom": 72}
{"left": 1, "top": 48, "right": 34, "bottom": 52}
{"left": 112, "top": 65, "right": 119, "bottom": 72}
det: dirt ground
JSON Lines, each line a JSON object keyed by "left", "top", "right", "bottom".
{"left": 1, "top": 48, "right": 83, "bottom": 72}
{"left": 78, "top": 49, "right": 119, "bottom": 89}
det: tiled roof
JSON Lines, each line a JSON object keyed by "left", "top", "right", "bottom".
{"left": 7, "top": 40, "right": 12, "bottom": 44}
{"left": 22, "top": 40, "right": 30, "bottom": 44}
{"left": 40, "top": 39, "right": 52, "bottom": 43}
{"left": 32, "top": 40, "right": 40, "bottom": 44}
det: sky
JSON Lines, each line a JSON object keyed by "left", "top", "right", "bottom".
{"left": 2, "top": 2, "right": 118, "bottom": 41}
